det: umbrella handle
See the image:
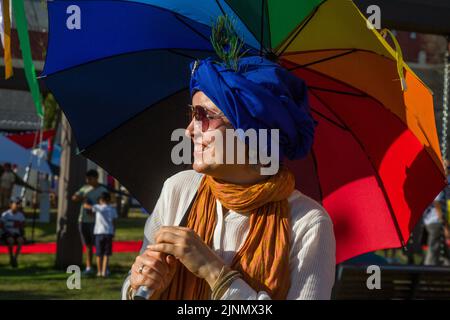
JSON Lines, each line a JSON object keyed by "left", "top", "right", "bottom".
{"left": 133, "top": 286, "right": 153, "bottom": 300}
{"left": 380, "top": 28, "right": 407, "bottom": 92}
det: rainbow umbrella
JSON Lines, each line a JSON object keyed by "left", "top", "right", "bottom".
{"left": 41, "top": 0, "right": 446, "bottom": 263}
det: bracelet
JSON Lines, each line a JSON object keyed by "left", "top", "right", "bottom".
{"left": 211, "top": 268, "right": 242, "bottom": 300}
{"left": 127, "top": 286, "right": 136, "bottom": 300}
{"left": 212, "top": 271, "right": 241, "bottom": 300}
{"left": 210, "top": 265, "right": 231, "bottom": 293}
{"left": 211, "top": 265, "right": 228, "bottom": 290}
{"left": 213, "top": 271, "right": 241, "bottom": 300}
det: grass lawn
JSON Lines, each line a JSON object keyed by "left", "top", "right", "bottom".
{"left": 0, "top": 209, "right": 147, "bottom": 300}
{"left": 0, "top": 207, "right": 422, "bottom": 299}
{"left": 0, "top": 252, "right": 135, "bottom": 299}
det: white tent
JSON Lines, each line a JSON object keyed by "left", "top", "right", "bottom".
{"left": 0, "top": 134, "right": 51, "bottom": 174}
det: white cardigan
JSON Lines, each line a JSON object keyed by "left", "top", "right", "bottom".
{"left": 122, "top": 170, "right": 336, "bottom": 300}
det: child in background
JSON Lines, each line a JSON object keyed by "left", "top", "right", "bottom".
{"left": 1, "top": 198, "right": 26, "bottom": 268}
{"left": 85, "top": 192, "right": 117, "bottom": 277}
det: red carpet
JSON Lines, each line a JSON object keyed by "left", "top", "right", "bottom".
{"left": 0, "top": 240, "right": 142, "bottom": 254}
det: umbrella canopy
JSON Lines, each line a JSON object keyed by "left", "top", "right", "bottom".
{"left": 41, "top": 0, "right": 446, "bottom": 263}
{"left": 0, "top": 135, "right": 51, "bottom": 174}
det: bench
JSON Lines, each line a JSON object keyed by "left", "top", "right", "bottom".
{"left": 332, "top": 264, "right": 450, "bottom": 300}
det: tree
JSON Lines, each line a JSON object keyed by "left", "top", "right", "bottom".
{"left": 55, "top": 114, "right": 86, "bottom": 269}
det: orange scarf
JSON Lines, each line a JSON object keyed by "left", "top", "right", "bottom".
{"left": 157, "top": 166, "right": 295, "bottom": 300}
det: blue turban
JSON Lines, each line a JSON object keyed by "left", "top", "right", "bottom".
{"left": 189, "top": 56, "right": 316, "bottom": 160}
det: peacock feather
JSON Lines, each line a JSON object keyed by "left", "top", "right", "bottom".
{"left": 210, "top": 15, "right": 248, "bottom": 71}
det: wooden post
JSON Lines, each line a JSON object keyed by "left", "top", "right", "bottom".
{"left": 114, "top": 178, "right": 123, "bottom": 217}
{"left": 55, "top": 114, "right": 86, "bottom": 269}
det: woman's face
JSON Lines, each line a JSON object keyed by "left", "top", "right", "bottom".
{"left": 185, "top": 91, "right": 272, "bottom": 182}
{"left": 185, "top": 91, "right": 233, "bottom": 174}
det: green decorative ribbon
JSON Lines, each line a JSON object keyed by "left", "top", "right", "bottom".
{"left": 12, "top": 0, "right": 43, "bottom": 117}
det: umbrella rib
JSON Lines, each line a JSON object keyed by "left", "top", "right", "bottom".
{"left": 167, "top": 49, "right": 212, "bottom": 61}
{"left": 309, "top": 90, "right": 407, "bottom": 248}
{"left": 286, "top": 49, "right": 357, "bottom": 71}
{"left": 308, "top": 86, "right": 368, "bottom": 98}
{"left": 311, "top": 147, "right": 324, "bottom": 204}
{"left": 221, "top": 0, "right": 265, "bottom": 53}
{"left": 259, "top": 0, "right": 265, "bottom": 55}
{"left": 311, "top": 109, "right": 347, "bottom": 131}
{"left": 174, "top": 15, "right": 211, "bottom": 43}
{"left": 265, "top": 0, "right": 272, "bottom": 51}
{"left": 214, "top": 0, "right": 226, "bottom": 16}
{"left": 40, "top": 48, "right": 215, "bottom": 78}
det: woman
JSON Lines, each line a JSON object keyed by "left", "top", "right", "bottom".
{"left": 122, "top": 52, "right": 335, "bottom": 300}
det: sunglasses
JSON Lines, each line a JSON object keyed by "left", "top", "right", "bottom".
{"left": 188, "top": 104, "right": 227, "bottom": 132}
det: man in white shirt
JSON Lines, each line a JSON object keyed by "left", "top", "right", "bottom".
{"left": 1, "top": 198, "right": 26, "bottom": 268}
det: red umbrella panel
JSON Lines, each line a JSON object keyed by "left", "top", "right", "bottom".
{"left": 284, "top": 63, "right": 447, "bottom": 264}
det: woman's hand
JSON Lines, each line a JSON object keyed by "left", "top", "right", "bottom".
{"left": 147, "top": 226, "right": 226, "bottom": 288}
{"left": 130, "top": 249, "right": 177, "bottom": 293}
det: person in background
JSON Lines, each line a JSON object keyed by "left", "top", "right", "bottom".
{"left": 423, "top": 190, "right": 450, "bottom": 266}
{"left": 72, "top": 169, "right": 108, "bottom": 275}
{"left": 1, "top": 198, "right": 26, "bottom": 268}
{"left": 85, "top": 192, "right": 117, "bottom": 277}
{"left": 0, "top": 163, "right": 16, "bottom": 211}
